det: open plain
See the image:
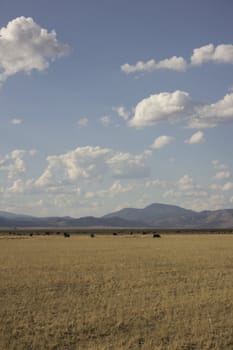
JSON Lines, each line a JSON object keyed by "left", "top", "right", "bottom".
{"left": 0, "top": 232, "right": 233, "bottom": 349}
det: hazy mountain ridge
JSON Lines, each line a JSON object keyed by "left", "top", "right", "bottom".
{"left": 103, "top": 203, "right": 195, "bottom": 226}
{"left": 0, "top": 203, "right": 233, "bottom": 228}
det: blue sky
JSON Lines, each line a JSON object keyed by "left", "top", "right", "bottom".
{"left": 0, "top": 0, "right": 233, "bottom": 216}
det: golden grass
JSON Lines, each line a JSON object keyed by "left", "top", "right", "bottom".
{"left": 0, "top": 234, "right": 233, "bottom": 349}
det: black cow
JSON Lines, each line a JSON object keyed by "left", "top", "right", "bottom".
{"left": 153, "top": 233, "right": 161, "bottom": 238}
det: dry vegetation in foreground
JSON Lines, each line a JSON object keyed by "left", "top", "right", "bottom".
{"left": 0, "top": 233, "right": 233, "bottom": 349}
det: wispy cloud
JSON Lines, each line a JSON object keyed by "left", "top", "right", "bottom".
{"left": 113, "top": 106, "right": 130, "bottom": 121}
{"left": 11, "top": 118, "right": 22, "bottom": 125}
{"left": 99, "top": 115, "right": 112, "bottom": 126}
{"left": 77, "top": 117, "right": 89, "bottom": 127}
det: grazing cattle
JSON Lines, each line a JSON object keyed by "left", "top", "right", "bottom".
{"left": 130, "top": 231, "right": 133, "bottom": 235}
{"left": 45, "top": 232, "right": 50, "bottom": 235}
{"left": 153, "top": 233, "right": 161, "bottom": 238}
{"left": 113, "top": 232, "right": 118, "bottom": 236}
{"left": 64, "top": 232, "right": 70, "bottom": 238}
{"left": 90, "top": 233, "right": 95, "bottom": 238}
{"left": 29, "top": 233, "right": 33, "bottom": 237}
{"left": 142, "top": 231, "right": 147, "bottom": 235}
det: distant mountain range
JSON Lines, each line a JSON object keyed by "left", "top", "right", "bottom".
{"left": 0, "top": 203, "right": 233, "bottom": 228}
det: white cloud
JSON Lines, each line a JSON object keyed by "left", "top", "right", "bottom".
{"left": 222, "top": 182, "right": 233, "bottom": 191}
{"left": 209, "top": 184, "right": 222, "bottom": 191}
{"left": 151, "top": 135, "right": 175, "bottom": 149}
{"left": 145, "top": 179, "right": 167, "bottom": 188}
{"left": 129, "top": 90, "right": 191, "bottom": 128}
{"left": 121, "top": 44, "right": 233, "bottom": 75}
{"left": 129, "top": 91, "right": 233, "bottom": 129}
{"left": 213, "top": 171, "right": 231, "bottom": 180}
{"left": 0, "top": 149, "right": 36, "bottom": 179}
{"left": 178, "top": 175, "right": 194, "bottom": 191}
{"left": 156, "top": 57, "right": 187, "bottom": 70}
{"left": 184, "top": 194, "right": 225, "bottom": 212}
{"left": 189, "top": 93, "right": 233, "bottom": 128}
{"left": 77, "top": 118, "right": 88, "bottom": 127}
{"left": 7, "top": 179, "right": 34, "bottom": 193}
{"left": 109, "top": 181, "right": 134, "bottom": 194}
{"left": 185, "top": 131, "right": 205, "bottom": 144}
{"left": 0, "top": 16, "right": 70, "bottom": 83}
{"left": 11, "top": 118, "right": 22, "bottom": 125}
{"left": 212, "top": 160, "right": 228, "bottom": 170}
{"left": 113, "top": 106, "right": 130, "bottom": 120}
{"left": 121, "top": 56, "right": 187, "bottom": 74}
{"left": 85, "top": 181, "right": 135, "bottom": 200}
{"left": 161, "top": 174, "right": 216, "bottom": 210}
{"left": 191, "top": 44, "right": 233, "bottom": 66}
{"left": 163, "top": 188, "right": 208, "bottom": 200}
{"left": 163, "top": 189, "right": 179, "bottom": 199}
{"left": 107, "top": 150, "right": 150, "bottom": 178}
{"left": 29, "top": 149, "right": 37, "bottom": 156}
{"left": 99, "top": 115, "right": 112, "bottom": 126}
{"left": 35, "top": 146, "right": 151, "bottom": 189}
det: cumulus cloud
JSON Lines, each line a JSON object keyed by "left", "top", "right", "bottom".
{"left": 113, "top": 106, "right": 130, "bottom": 121}
{"left": 184, "top": 194, "right": 225, "bottom": 212}
{"left": 185, "top": 131, "right": 205, "bottom": 144}
{"left": 213, "top": 171, "right": 231, "bottom": 180}
{"left": 35, "top": 146, "right": 151, "bottom": 189}
{"left": 121, "top": 43, "right": 233, "bottom": 75}
{"left": 162, "top": 174, "right": 211, "bottom": 209}
{"left": 11, "top": 118, "right": 22, "bottom": 125}
{"left": 178, "top": 175, "right": 194, "bottom": 191}
{"left": 85, "top": 181, "right": 135, "bottom": 200}
{"left": 159, "top": 170, "right": 233, "bottom": 211}
{"left": 129, "top": 91, "right": 233, "bottom": 129}
{"left": 191, "top": 44, "right": 233, "bottom": 65}
{"left": 145, "top": 179, "right": 167, "bottom": 188}
{"left": 0, "top": 149, "right": 36, "bottom": 179}
{"left": 77, "top": 118, "right": 88, "bottom": 127}
{"left": 7, "top": 179, "right": 34, "bottom": 193}
{"left": 222, "top": 182, "right": 233, "bottom": 191}
{"left": 121, "top": 56, "right": 187, "bottom": 74}
{"left": 129, "top": 90, "right": 192, "bottom": 128}
{"left": 107, "top": 150, "right": 151, "bottom": 178}
{"left": 151, "top": 135, "right": 175, "bottom": 149}
{"left": 188, "top": 93, "right": 233, "bottom": 128}
{"left": 0, "top": 16, "right": 70, "bottom": 83}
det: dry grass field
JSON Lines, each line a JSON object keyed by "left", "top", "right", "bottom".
{"left": 0, "top": 233, "right": 233, "bottom": 349}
